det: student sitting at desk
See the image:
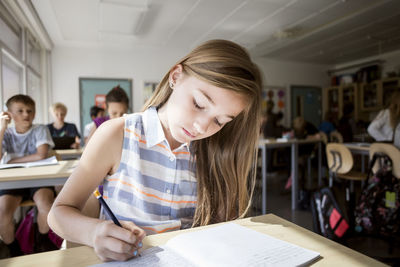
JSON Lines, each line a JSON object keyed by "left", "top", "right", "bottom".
{"left": 0, "top": 94, "right": 57, "bottom": 256}
{"left": 48, "top": 39, "right": 262, "bottom": 262}
{"left": 85, "top": 86, "right": 130, "bottom": 144}
{"left": 47, "top": 102, "right": 81, "bottom": 149}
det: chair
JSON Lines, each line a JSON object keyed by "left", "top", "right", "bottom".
{"left": 326, "top": 143, "right": 368, "bottom": 224}
{"left": 369, "top": 143, "right": 400, "bottom": 179}
{"left": 329, "top": 131, "right": 343, "bottom": 143}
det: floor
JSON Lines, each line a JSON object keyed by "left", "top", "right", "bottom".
{"left": 250, "top": 165, "right": 400, "bottom": 267}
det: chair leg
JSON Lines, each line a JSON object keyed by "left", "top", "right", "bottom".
{"left": 345, "top": 180, "right": 355, "bottom": 232}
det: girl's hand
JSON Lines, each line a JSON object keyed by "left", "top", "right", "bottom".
{"left": 0, "top": 112, "right": 11, "bottom": 131}
{"left": 92, "top": 220, "right": 146, "bottom": 262}
{"left": 70, "top": 142, "right": 80, "bottom": 149}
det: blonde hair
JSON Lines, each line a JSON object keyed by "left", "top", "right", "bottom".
{"left": 50, "top": 102, "right": 67, "bottom": 114}
{"left": 143, "top": 40, "right": 262, "bottom": 226}
{"left": 389, "top": 91, "right": 400, "bottom": 129}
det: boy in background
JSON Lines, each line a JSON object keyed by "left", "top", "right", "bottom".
{"left": 0, "top": 94, "right": 56, "bottom": 256}
{"left": 83, "top": 106, "right": 104, "bottom": 145}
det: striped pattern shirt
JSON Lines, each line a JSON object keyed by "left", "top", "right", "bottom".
{"left": 100, "top": 107, "right": 197, "bottom": 235}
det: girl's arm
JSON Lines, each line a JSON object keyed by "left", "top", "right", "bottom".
{"left": 85, "top": 123, "right": 97, "bottom": 145}
{"left": 367, "top": 110, "right": 388, "bottom": 140}
{"left": 48, "top": 118, "right": 145, "bottom": 262}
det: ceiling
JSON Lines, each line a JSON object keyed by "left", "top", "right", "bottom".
{"left": 31, "top": 0, "right": 400, "bottom": 65}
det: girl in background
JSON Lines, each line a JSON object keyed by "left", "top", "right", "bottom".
{"left": 368, "top": 90, "right": 400, "bottom": 148}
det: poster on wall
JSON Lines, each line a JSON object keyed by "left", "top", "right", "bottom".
{"left": 95, "top": 94, "right": 106, "bottom": 109}
{"left": 261, "top": 86, "right": 289, "bottom": 127}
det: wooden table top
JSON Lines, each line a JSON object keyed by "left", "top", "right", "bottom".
{"left": 0, "top": 214, "right": 385, "bottom": 267}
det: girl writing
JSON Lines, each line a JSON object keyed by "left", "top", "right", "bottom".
{"left": 48, "top": 39, "right": 262, "bottom": 262}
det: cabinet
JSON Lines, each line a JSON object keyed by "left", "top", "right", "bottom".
{"left": 360, "top": 81, "right": 380, "bottom": 111}
{"left": 323, "top": 83, "right": 358, "bottom": 121}
{"left": 359, "top": 77, "right": 400, "bottom": 111}
{"left": 382, "top": 77, "right": 400, "bottom": 107}
{"left": 324, "top": 78, "right": 400, "bottom": 123}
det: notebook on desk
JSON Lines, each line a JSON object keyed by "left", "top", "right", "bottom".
{"left": 91, "top": 223, "right": 320, "bottom": 267}
{"left": 53, "top": 137, "right": 75, "bottom": 149}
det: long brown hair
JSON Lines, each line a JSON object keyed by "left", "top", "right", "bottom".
{"left": 143, "top": 40, "right": 262, "bottom": 226}
{"left": 389, "top": 91, "right": 400, "bottom": 130}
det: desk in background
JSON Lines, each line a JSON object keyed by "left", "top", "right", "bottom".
{"left": 55, "top": 148, "right": 84, "bottom": 160}
{"left": 0, "top": 213, "right": 384, "bottom": 267}
{"left": 258, "top": 139, "right": 322, "bottom": 213}
{"left": 0, "top": 160, "right": 78, "bottom": 190}
{"left": 343, "top": 143, "right": 371, "bottom": 172}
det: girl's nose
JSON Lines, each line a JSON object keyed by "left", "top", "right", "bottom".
{"left": 193, "top": 121, "right": 207, "bottom": 135}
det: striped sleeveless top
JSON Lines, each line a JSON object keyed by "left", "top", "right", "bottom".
{"left": 100, "top": 107, "right": 197, "bottom": 235}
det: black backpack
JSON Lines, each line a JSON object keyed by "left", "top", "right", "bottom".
{"left": 354, "top": 153, "right": 400, "bottom": 236}
{"left": 311, "top": 187, "right": 349, "bottom": 241}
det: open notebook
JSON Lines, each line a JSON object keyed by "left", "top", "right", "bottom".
{"left": 0, "top": 156, "right": 58, "bottom": 170}
{"left": 91, "top": 223, "right": 320, "bottom": 267}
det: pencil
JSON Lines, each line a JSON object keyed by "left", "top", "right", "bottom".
{"left": 93, "top": 189, "right": 142, "bottom": 257}
{"left": 93, "top": 189, "right": 122, "bottom": 227}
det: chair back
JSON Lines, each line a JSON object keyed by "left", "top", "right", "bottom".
{"left": 330, "top": 131, "right": 343, "bottom": 143}
{"left": 326, "top": 143, "right": 353, "bottom": 174}
{"left": 319, "top": 131, "right": 328, "bottom": 144}
{"left": 369, "top": 143, "right": 400, "bottom": 179}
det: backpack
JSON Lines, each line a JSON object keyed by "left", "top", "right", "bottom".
{"left": 354, "top": 153, "right": 400, "bottom": 236}
{"left": 311, "top": 187, "right": 349, "bottom": 241}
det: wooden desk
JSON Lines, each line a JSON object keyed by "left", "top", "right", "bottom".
{"left": 0, "top": 214, "right": 384, "bottom": 267}
{"left": 258, "top": 139, "right": 322, "bottom": 212}
{"left": 55, "top": 148, "right": 84, "bottom": 160}
{"left": 0, "top": 160, "right": 78, "bottom": 190}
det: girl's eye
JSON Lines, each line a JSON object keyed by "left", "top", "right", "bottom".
{"left": 193, "top": 99, "right": 204, "bottom": 110}
{"left": 214, "top": 118, "right": 222, "bottom": 127}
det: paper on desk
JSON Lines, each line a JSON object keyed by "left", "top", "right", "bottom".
{"left": 0, "top": 156, "right": 58, "bottom": 169}
{"left": 91, "top": 223, "right": 320, "bottom": 267}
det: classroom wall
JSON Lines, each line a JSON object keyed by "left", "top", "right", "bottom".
{"left": 51, "top": 45, "right": 181, "bottom": 131}
{"left": 50, "top": 46, "right": 330, "bottom": 132}
{"left": 255, "top": 58, "right": 330, "bottom": 88}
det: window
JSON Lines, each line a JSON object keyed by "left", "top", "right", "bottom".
{"left": 0, "top": 5, "right": 22, "bottom": 59}
{"left": 27, "top": 70, "right": 43, "bottom": 123}
{"left": 27, "top": 33, "right": 41, "bottom": 73}
{"left": 1, "top": 52, "right": 23, "bottom": 107}
{"left": 0, "top": 2, "right": 50, "bottom": 123}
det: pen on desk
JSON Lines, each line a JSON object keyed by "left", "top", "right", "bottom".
{"left": 93, "top": 189, "right": 122, "bottom": 227}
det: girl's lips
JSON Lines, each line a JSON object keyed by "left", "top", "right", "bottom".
{"left": 183, "top": 128, "right": 195, "bottom": 138}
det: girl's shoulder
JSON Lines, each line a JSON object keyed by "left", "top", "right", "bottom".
{"left": 123, "top": 111, "right": 146, "bottom": 129}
